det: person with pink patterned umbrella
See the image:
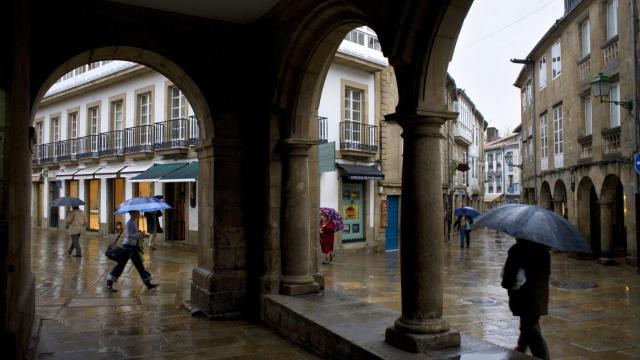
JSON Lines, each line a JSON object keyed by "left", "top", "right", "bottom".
{"left": 319, "top": 211, "right": 336, "bottom": 264}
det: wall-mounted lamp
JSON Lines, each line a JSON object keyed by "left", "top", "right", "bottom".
{"left": 570, "top": 170, "right": 576, "bottom": 192}
{"left": 504, "top": 153, "right": 523, "bottom": 169}
{"left": 590, "top": 73, "right": 633, "bottom": 111}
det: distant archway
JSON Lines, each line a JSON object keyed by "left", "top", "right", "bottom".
{"left": 553, "top": 179, "right": 568, "bottom": 218}
{"left": 577, "top": 177, "right": 600, "bottom": 256}
{"left": 539, "top": 181, "right": 552, "bottom": 210}
{"left": 600, "top": 175, "right": 626, "bottom": 257}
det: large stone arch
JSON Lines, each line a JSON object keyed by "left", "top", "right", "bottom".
{"left": 553, "top": 179, "right": 568, "bottom": 218}
{"left": 577, "top": 176, "right": 600, "bottom": 256}
{"left": 540, "top": 181, "right": 553, "bottom": 210}
{"left": 600, "top": 174, "right": 626, "bottom": 258}
{"left": 31, "top": 47, "right": 214, "bottom": 141}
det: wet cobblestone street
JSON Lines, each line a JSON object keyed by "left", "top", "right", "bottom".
{"left": 323, "top": 228, "right": 640, "bottom": 359}
{"left": 32, "top": 228, "right": 319, "bottom": 359}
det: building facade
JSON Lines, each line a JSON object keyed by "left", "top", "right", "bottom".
{"left": 318, "top": 26, "right": 387, "bottom": 251}
{"left": 31, "top": 61, "right": 201, "bottom": 245}
{"left": 483, "top": 132, "right": 522, "bottom": 207}
{"left": 515, "top": 0, "right": 638, "bottom": 265}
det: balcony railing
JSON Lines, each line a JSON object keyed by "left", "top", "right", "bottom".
{"left": 603, "top": 38, "right": 619, "bottom": 66}
{"left": 318, "top": 117, "right": 328, "bottom": 143}
{"left": 339, "top": 121, "right": 378, "bottom": 153}
{"left": 603, "top": 127, "right": 621, "bottom": 155}
{"left": 32, "top": 118, "right": 200, "bottom": 165}
{"left": 578, "top": 135, "right": 593, "bottom": 160}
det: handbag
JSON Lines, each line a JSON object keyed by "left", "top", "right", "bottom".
{"left": 105, "top": 231, "right": 129, "bottom": 263}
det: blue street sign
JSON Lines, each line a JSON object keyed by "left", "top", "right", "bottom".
{"left": 635, "top": 152, "right": 640, "bottom": 175}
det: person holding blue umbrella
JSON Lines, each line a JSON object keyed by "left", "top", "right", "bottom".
{"left": 106, "top": 207, "right": 163, "bottom": 292}
{"left": 453, "top": 206, "right": 480, "bottom": 248}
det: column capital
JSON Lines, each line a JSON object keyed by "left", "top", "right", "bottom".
{"left": 278, "top": 138, "right": 315, "bottom": 156}
{"left": 385, "top": 109, "right": 457, "bottom": 126}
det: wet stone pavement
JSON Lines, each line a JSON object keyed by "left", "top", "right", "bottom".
{"left": 323, "top": 228, "right": 640, "bottom": 359}
{"left": 32, "top": 228, "right": 319, "bottom": 359}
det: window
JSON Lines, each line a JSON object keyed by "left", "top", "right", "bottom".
{"left": 111, "top": 100, "right": 123, "bottom": 131}
{"left": 551, "top": 41, "right": 561, "bottom": 79}
{"left": 607, "top": 0, "right": 618, "bottom": 40}
{"left": 88, "top": 106, "right": 99, "bottom": 151}
{"left": 51, "top": 117, "right": 60, "bottom": 142}
{"left": 526, "top": 80, "right": 533, "bottom": 105}
{"left": 580, "top": 20, "right": 590, "bottom": 57}
{"left": 137, "top": 93, "right": 152, "bottom": 125}
{"left": 346, "top": 30, "right": 365, "bottom": 45}
{"left": 540, "top": 114, "right": 548, "bottom": 158}
{"left": 69, "top": 112, "right": 78, "bottom": 154}
{"left": 583, "top": 96, "right": 592, "bottom": 135}
{"left": 36, "top": 121, "right": 43, "bottom": 145}
{"left": 344, "top": 87, "right": 363, "bottom": 122}
{"left": 538, "top": 57, "right": 547, "bottom": 88}
{"left": 521, "top": 90, "right": 527, "bottom": 112}
{"left": 169, "top": 86, "right": 186, "bottom": 119}
{"left": 610, "top": 82, "right": 620, "bottom": 127}
{"left": 368, "top": 36, "right": 381, "bottom": 51}
{"left": 553, "top": 104, "right": 563, "bottom": 155}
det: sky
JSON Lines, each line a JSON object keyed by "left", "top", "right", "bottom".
{"left": 448, "top": 0, "right": 565, "bottom": 136}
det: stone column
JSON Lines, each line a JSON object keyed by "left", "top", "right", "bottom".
{"left": 553, "top": 198, "right": 564, "bottom": 217}
{"left": 599, "top": 199, "right": 613, "bottom": 260}
{"left": 385, "top": 112, "right": 460, "bottom": 352}
{"left": 279, "top": 139, "right": 319, "bottom": 295}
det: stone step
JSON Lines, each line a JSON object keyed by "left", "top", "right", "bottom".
{"left": 263, "top": 289, "right": 535, "bottom": 360}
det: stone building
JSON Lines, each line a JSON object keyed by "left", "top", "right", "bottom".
{"left": 514, "top": 0, "right": 638, "bottom": 265}
{"left": 31, "top": 61, "right": 201, "bottom": 245}
{"left": 2, "top": 0, "right": 477, "bottom": 357}
{"left": 483, "top": 131, "right": 522, "bottom": 207}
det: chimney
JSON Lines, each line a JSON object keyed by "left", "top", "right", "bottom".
{"left": 486, "top": 127, "right": 499, "bottom": 142}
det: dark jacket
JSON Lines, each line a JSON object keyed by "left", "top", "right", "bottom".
{"left": 501, "top": 239, "right": 550, "bottom": 317}
{"left": 144, "top": 211, "right": 163, "bottom": 233}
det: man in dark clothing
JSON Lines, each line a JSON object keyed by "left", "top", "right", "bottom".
{"left": 501, "top": 238, "right": 551, "bottom": 360}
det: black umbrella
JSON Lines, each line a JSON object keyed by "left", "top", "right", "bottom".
{"left": 473, "top": 204, "right": 592, "bottom": 254}
{"left": 50, "top": 196, "right": 85, "bottom": 207}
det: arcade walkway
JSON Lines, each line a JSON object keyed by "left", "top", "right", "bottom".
{"left": 31, "top": 228, "right": 318, "bottom": 359}
{"left": 323, "top": 229, "right": 640, "bottom": 359}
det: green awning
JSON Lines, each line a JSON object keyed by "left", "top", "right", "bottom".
{"left": 129, "top": 163, "right": 188, "bottom": 182}
{"left": 158, "top": 162, "right": 199, "bottom": 182}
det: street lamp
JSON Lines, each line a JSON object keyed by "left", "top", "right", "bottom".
{"left": 590, "top": 73, "right": 633, "bottom": 111}
{"left": 504, "top": 153, "right": 523, "bottom": 169}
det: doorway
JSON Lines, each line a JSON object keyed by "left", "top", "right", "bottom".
{"left": 110, "top": 178, "right": 126, "bottom": 234}
{"left": 49, "top": 181, "right": 60, "bottom": 228}
{"left": 86, "top": 179, "right": 100, "bottom": 231}
{"left": 165, "top": 182, "right": 186, "bottom": 241}
{"left": 385, "top": 195, "right": 399, "bottom": 251}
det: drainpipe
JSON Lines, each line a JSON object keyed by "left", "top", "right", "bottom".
{"left": 630, "top": 0, "right": 640, "bottom": 270}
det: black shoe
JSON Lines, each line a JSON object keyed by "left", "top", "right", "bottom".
{"left": 73, "top": 255, "right": 82, "bottom": 257}
{"left": 145, "top": 283, "right": 159, "bottom": 290}
{"left": 105, "top": 285, "right": 118, "bottom": 292}
{"left": 68, "top": 248, "right": 73, "bottom": 255}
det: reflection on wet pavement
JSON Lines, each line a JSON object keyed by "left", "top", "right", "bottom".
{"left": 323, "top": 228, "right": 640, "bottom": 360}
{"left": 32, "top": 228, "right": 319, "bottom": 359}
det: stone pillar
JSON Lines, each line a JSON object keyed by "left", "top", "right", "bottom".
{"left": 384, "top": 112, "right": 460, "bottom": 352}
{"left": 190, "top": 138, "right": 247, "bottom": 317}
{"left": 553, "top": 198, "right": 564, "bottom": 217}
{"left": 279, "top": 139, "right": 319, "bottom": 295}
{"left": 599, "top": 199, "right": 614, "bottom": 260}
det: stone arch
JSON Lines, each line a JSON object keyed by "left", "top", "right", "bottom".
{"left": 577, "top": 176, "right": 600, "bottom": 256}
{"left": 539, "top": 181, "right": 552, "bottom": 210}
{"left": 600, "top": 174, "right": 626, "bottom": 258}
{"left": 31, "top": 46, "right": 213, "bottom": 141}
{"left": 553, "top": 179, "right": 568, "bottom": 218}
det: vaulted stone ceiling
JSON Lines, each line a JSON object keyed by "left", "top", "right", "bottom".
{"left": 109, "top": 0, "right": 281, "bottom": 23}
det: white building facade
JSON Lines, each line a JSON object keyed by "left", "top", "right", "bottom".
{"left": 484, "top": 133, "right": 522, "bottom": 207}
{"left": 32, "top": 61, "right": 200, "bottom": 245}
{"left": 318, "top": 26, "right": 387, "bottom": 250}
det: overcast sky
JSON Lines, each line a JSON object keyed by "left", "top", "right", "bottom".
{"left": 448, "top": 0, "right": 565, "bottom": 136}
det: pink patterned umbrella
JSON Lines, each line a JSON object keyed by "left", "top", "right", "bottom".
{"left": 319, "top": 207, "right": 344, "bottom": 231}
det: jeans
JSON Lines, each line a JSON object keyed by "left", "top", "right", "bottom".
{"left": 107, "top": 244, "right": 151, "bottom": 283}
{"left": 459, "top": 229, "right": 466, "bottom": 248}
{"left": 70, "top": 233, "right": 82, "bottom": 256}
{"left": 464, "top": 230, "right": 471, "bottom": 247}
{"left": 516, "top": 315, "right": 550, "bottom": 360}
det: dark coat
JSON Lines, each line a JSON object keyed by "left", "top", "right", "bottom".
{"left": 501, "top": 239, "right": 550, "bottom": 317}
{"left": 144, "top": 211, "right": 163, "bottom": 233}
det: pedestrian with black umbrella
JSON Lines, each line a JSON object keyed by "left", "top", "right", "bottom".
{"left": 473, "top": 204, "right": 592, "bottom": 359}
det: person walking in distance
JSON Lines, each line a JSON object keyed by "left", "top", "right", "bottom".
{"left": 501, "top": 238, "right": 551, "bottom": 360}
{"left": 319, "top": 211, "right": 335, "bottom": 264}
{"left": 106, "top": 210, "right": 159, "bottom": 292}
{"left": 65, "top": 205, "right": 86, "bottom": 257}
{"left": 453, "top": 211, "right": 468, "bottom": 249}
{"left": 144, "top": 197, "right": 163, "bottom": 250}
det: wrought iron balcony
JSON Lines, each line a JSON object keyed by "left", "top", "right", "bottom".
{"left": 32, "top": 118, "right": 201, "bottom": 165}
{"left": 339, "top": 121, "right": 378, "bottom": 153}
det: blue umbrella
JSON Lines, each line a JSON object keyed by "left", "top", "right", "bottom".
{"left": 50, "top": 196, "right": 85, "bottom": 207}
{"left": 114, "top": 196, "right": 171, "bottom": 214}
{"left": 473, "top": 204, "right": 592, "bottom": 253}
{"left": 454, "top": 206, "right": 480, "bottom": 218}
